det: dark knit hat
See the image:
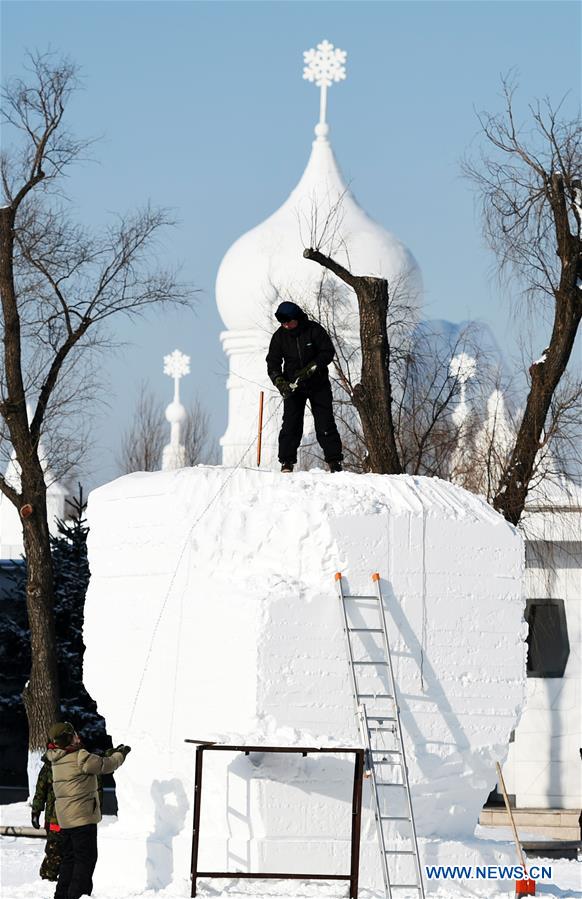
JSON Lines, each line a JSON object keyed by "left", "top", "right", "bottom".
{"left": 275, "top": 301, "right": 303, "bottom": 323}
{"left": 48, "top": 722, "right": 75, "bottom": 748}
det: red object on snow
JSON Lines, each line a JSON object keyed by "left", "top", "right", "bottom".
{"left": 516, "top": 878, "right": 536, "bottom": 895}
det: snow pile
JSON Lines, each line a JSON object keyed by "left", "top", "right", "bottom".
{"left": 82, "top": 467, "right": 525, "bottom": 893}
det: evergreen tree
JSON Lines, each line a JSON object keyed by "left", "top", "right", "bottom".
{"left": 50, "top": 488, "right": 109, "bottom": 745}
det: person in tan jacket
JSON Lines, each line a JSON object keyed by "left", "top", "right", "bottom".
{"left": 46, "top": 722, "right": 130, "bottom": 899}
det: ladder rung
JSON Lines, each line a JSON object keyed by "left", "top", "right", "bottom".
{"left": 368, "top": 726, "right": 396, "bottom": 732}
{"left": 390, "top": 886, "right": 421, "bottom": 891}
{"left": 348, "top": 627, "right": 383, "bottom": 633}
{"left": 366, "top": 715, "right": 396, "bottom": 721}
{"left": 353, "top": 660, "right": 388, "bottom": 666}
{"left": 385, "top": 850, "right": 417, "bottom": 855}
{"left": 376, "top": 782, "right": 405, "bottom": 787}
{"left": 342, "top": 595, "right": 378, "bottom": 600}
{"left": 372, "top": 749, "right": 401, "bottom": 755}
{"left": 358, "top": 693, "right": 393, "bottom": 699}
{"left": 380, "top": 815, "right": 411, "bottom": 821}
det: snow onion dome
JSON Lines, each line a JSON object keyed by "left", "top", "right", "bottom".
{"left": 216, "top": 40, "right": 422, "bottom": 333}
{"left": 216, "top": 41, "right": 423, "bottom": 467}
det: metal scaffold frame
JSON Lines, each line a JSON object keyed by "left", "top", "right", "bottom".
{"left": 186, "top": 741, "right": 365, "bottom": 898}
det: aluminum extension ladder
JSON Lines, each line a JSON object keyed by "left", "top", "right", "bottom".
{"left": 335, "top": 572, "right": 426, "bottom": 899}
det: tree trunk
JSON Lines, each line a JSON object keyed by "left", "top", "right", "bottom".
{"left": 21, "top": 478, "right": 60, "bottom": 751}
{"left": 303, "top": 248, "right": 402, "bottom": 474}
{"left": 1, "top": 205, "right": 60, "bottom": 752}
{"left": 351, "top": 276, "right": 402, "bottom": 474}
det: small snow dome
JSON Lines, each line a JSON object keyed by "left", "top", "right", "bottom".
{"left": 216, "top": 40, "right": 422, "bottom": 333}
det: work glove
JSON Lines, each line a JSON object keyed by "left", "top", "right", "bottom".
{"left": 274, "top": 375, "right": 292, "bottom": 399}
{"left": 108, "top": 743, "right": 130, "bottom": 758}
{"left": 31, "top": 811, "right": 41, "bottom": 829}
{"left": 114, "top": 744, "right": 131, "bottom": 758}
{"left": 291, "top": 362, "right": 318, "bottom": 387}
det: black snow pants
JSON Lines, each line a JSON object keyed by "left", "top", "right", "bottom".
{"left": 278, "top": 377, "right": 342, "bottom": 464}
{"left": 54, "top": 824, "right": 98, "bottom": 899}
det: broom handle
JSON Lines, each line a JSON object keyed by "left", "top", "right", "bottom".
{"left": 496, "top": 762, "right": 528, "bottom": 873}
{"left": 257, "top": 391, "right": 264, "bottom": 467}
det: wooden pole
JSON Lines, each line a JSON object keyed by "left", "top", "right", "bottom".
{"left": 257, "top": 391, "right": 264, "bottom": 467}
{"left": 495, "top": 759, "right": 537, "bottom": 899}
{"left": 495, "top": 762, "right": 527, "bottom": 871}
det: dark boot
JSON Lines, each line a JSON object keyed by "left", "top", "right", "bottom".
{"left": 328, "top": 461, "right": 343, "bottom": 473}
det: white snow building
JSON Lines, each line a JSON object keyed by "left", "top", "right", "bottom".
{"left": 216, "top": 40, "right": 421, "bottom": 470}
{"left": 503, "top": 478, "right": 581, "bottom": 820}
{"left": 454, "top": 383, "right": 581, "bottom": 822}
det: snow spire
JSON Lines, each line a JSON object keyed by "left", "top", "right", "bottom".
{"left": 162, "top": 349, "right": 190, "bottom": 471}
{"left": 303, "top": 39, "right": 347, "bottom": 139}
{"left": 467, "top": 388, "right": 516, "bottom": 499}
{"left": 484, "top": 389, "right": 514, "bottom": 450}
{"left": 450, "top": 352, "right": 477, "bottom": 428}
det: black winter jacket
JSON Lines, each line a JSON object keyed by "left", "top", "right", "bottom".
{"left": 266, "top": 316, "right": 335, "bottom": 385}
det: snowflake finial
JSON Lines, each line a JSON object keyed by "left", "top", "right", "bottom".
{"left": 303, "top": 40, "right": 347, "bottom": 88}
{"left": 303, "top": 40, "right": 347, "bottom": 134}
{"left": 164, "top": 349, "right": 190, "bottom": 380}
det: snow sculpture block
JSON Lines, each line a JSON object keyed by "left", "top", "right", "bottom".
{"left": 83, "top": 468, "right": 525, "bottom": 892}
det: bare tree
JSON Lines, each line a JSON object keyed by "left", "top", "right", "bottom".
{"left": 183, "top": 396, "right": 216, "bottom": 465}
{"left": 295, "top": 274, "right": 480, "bottom": 477}
{"left": 464, "top": 78, "right": 581, "bottom": 524}
{"left": 394, "top": 324, "right": 503, "bottom": 480}
{"left": 118, "top": 382, "right": 166, "bottom": 473}
{"left": 0, "top": 52, "right": 193, "bottom": 754}
{"left": 303, "top": 247, "right": 402, "bottom": 474}
{"left": 118, "top": 382, "right": 214, "bottom": 473}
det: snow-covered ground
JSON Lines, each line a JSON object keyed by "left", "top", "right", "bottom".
{"left": 2, "top": 803, "right": 580, "bottom": 899}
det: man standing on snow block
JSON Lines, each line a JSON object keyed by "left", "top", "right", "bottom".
{"left": 266, "top": 301, "right": 343, "bottom": 473}
{"left": 46, "top": 722, "right": 130, "bottom": 899}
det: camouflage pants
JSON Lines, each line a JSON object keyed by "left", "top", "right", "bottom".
{"left": 40, "top": 830, "right": 63, "bottom": 881}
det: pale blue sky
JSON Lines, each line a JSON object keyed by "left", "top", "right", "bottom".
{"left": 1, "top": 1, "right": 580, "bottom": 487}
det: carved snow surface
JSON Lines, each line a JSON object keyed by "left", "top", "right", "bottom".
{"left": 83, "top": 467, "right": 525, "bottom": 892}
